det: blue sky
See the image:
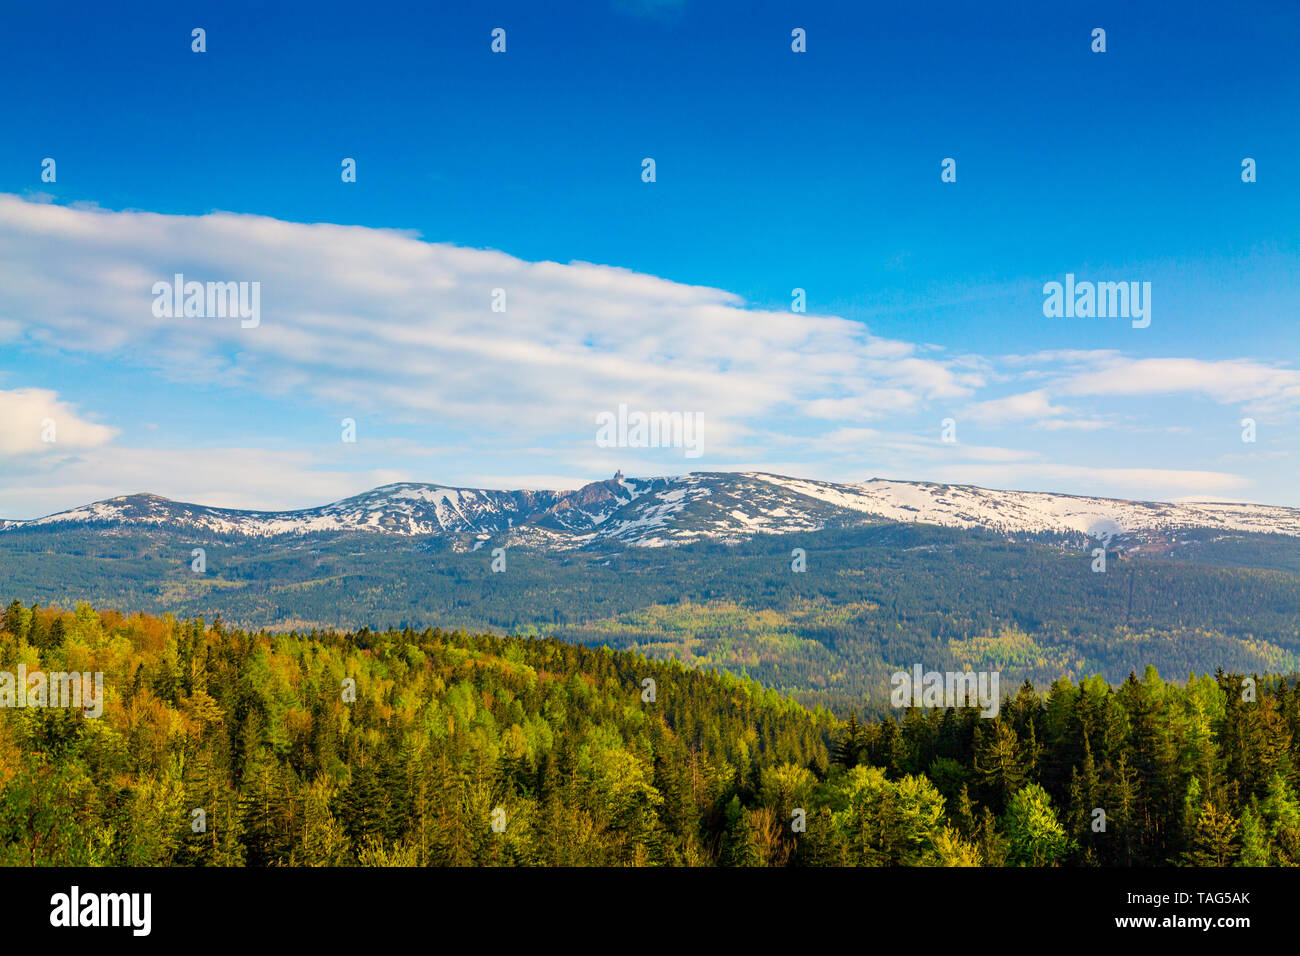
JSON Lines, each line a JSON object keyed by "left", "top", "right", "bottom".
{"left": 1, "top": 0, "right": 1297, "bottom": 517}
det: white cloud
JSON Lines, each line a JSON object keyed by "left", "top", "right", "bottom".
{"left": 926, "top": 462, "right": 1248, "bottom": 502}
{"left": 1032, "top": 418, "right": 1112, "bottom": 432}
{"left": 963, "top": 389, "right": 1065, "bottom": 425}
{"left": 1057, "top": 356, "right": 1300, "bottom": 415}
{"left": 1, "top": 195, "right": 1297, "bottom": 513}
{"left": 0, "top": 445, "right": 396, "bottom": 517}
{"left": 0, "top": 388, "right": 118, "bottom": 454}
{"left": 964, "top": 354, "right": 1300, "bottom": 430}
{"left": 0, "top": 194, "right": 974, "bottom": 444}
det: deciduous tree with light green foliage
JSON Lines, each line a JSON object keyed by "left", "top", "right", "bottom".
{"left": 1003, "top": 783, "right": 1073, "bottom": 866}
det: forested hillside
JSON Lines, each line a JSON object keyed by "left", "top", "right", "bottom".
{"left": 2, "top": 601, "right": 1297, "bottom": 867}
{"left": 3, "top": 523, "right": 1299, "bottom": 712}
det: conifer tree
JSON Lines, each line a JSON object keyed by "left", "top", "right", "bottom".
{"left": 1183, "top": 801, "right": 1239, "bottom": 867}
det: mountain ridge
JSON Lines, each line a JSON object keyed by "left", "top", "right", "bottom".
{"left": 5, "top": 472, "right": 1300, "bottom": 547}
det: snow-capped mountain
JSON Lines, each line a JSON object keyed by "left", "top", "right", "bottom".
{"left": 7, "top": 484, "right": 570, "bottom": 537}
{"left": 4, "top": 472, "right": 1299, "bottom": 547}
{"left": 748, "top": 475, "right": 1300, "bottom": 541}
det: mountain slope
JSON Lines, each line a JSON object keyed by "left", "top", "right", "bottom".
{"left": 750, "top": 474, "right": 1300, "bottom": 540}
{"left": 5, "top": 472, "right": 1299, "bottom": 546}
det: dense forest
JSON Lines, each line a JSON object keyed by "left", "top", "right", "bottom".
{"left": 1, "top": 600, "right": 1297, "bottom": 866}
{"left": 2, "top": 522, "right": 1298, "bottom": 712}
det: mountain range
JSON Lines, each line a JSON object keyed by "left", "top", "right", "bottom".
{"left": 4, "top": 471, "right": 1300, "bottom": 707}
{"left": 5, "top": 472, "right": 1300, "bottom": 548}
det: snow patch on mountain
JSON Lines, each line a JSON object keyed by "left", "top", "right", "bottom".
{"left": 747, "top": 474, "right": 1300, "bottom": 538}
{"left": 6, "top": 472, "right": 1299, "bottom": 547}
